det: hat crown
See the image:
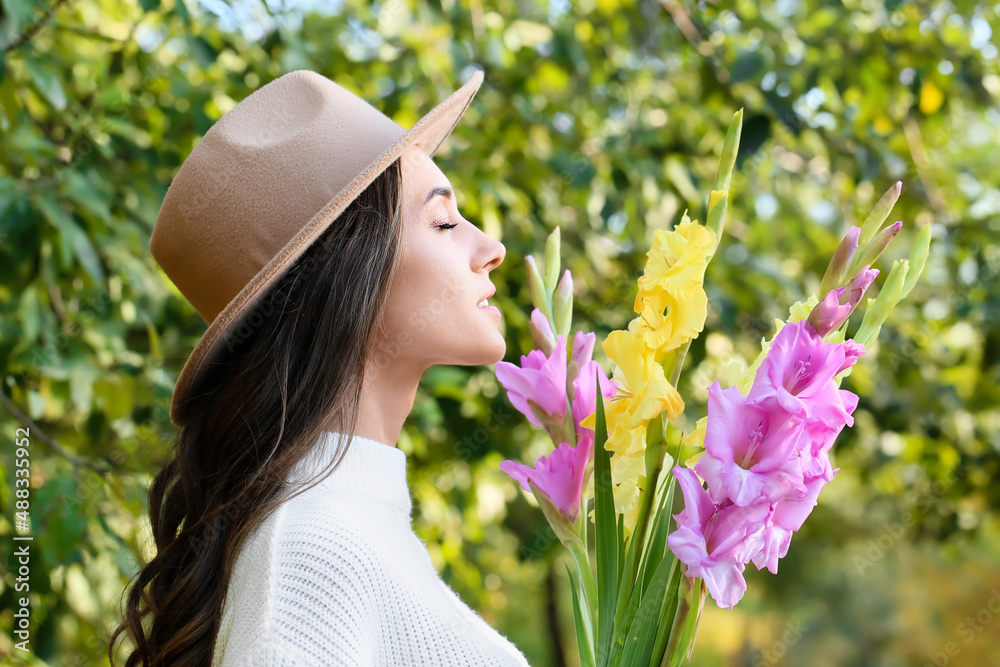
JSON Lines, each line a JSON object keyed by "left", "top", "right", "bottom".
{"left": 150, "top": 70, "right": 407, "bottom": 324}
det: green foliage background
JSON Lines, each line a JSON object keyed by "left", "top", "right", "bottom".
{"left": 1, "top": 0, "right": 998, "bottom": 665}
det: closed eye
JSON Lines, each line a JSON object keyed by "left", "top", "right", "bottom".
{"left": 432, "top": 216, "right": 458, "bottom": 230}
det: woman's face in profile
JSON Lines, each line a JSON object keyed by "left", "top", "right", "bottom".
{"left": 377, "top": 145, "right": 506, "bottom": 371}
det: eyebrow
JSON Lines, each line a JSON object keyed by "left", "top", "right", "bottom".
{"left": 424, "top": 186, "right": 453, "bottom": 206}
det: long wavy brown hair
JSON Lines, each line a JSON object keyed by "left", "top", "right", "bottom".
{"left": 111, "top": 156, "right": 405, "bottom": 666}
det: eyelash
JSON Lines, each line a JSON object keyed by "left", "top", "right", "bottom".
{"left": 432, "top": 216, "right": 458, "bottom": 230}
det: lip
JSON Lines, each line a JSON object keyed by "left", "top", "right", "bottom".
{"left": 479, "top": 304, "right": 501, "bottom": 318}
{"left": 476, "top": 285, "right": 496, "bottom": 307}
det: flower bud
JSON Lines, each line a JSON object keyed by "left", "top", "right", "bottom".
{"left": 705, "top": 189, "right": 728, "bottom": 255}
{"left": 856, "top": 181, "right": 902, "bottom": 252}
{"left": 855, "top": 258, "right": 909, "bottom": 349}
{"left": 819, "top": 225, "right": 860, "bottom": 296}
{"left": 544, "top": 226, "right": 562, "bottom": 296}
{"left": 714, "top": 108, "right": 742, "bottom": 192}
{"left": 900, "top": 222, "right": 932, "bottom": 300}
{"left": 526, "top": 255, "right": 553, "bottom": 322}
{"left": 527, "top": 479, "right": 582, "bottom": 548}
{"left": 807, "top": 286, "right": 851, "bottom": 337}
{"left": 845, "top": 266, "right": 879, "bottom": 311}
{"left": 553, "top": 269, "right": 574, "bottom": 340}
{"left": 852, "top": 220, "right": 902, "bottom": 277}
{"left": 529, "top": 308, "right": 557, "bottom": 356}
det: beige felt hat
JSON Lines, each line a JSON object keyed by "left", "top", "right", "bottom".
{"left": 150, "top": 67, "right": 485, "bottom": 426}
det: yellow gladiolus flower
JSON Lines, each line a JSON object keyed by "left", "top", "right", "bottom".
{"left": 611, "top": 452, "right": 646, "bottom": 498}
{"left": 621, "top": 487, "right": 644, "bottom": 540}
{"left": 603, "top": 329, "right": 684, "bottom": 424}
{"left": 682, "top": 416, "right": 708, "bottom": 467}
{"left": 636, "top": 220, "right": 716, "bottom": 306}
{"left": 606, "top": 409, "right": 648, "bottom": 458}
{"left": 634, "top": 286, "right": 709, "bottom": 354}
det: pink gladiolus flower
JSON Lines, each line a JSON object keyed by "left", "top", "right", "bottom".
{"left": 667, "top": 467, "right": 770, "bottom": 610}
{"left": 571, "top": 359, "right": 617, "bottom": 439}
{"left": 667, "top": 321, "right": 867, "bottom": 604}
{"left": 747, "top": 320, "right": 865, "bottom": 425}
{"left": 695, "top": 383, "right": 809, "bottom": 507}
{"left": 496, "top": 334, "right": 568, "bottom": 428}
{"left": 499, "top": 435, "right": 593, "bottom": 519}
{"left": 571, "top": 330, "right": 596, "bottom": 368}
{"left": 748, "top": 475, "right": 828, "bottom": 575}
{"left": 795, "top": 388, "right": 857, "bottom": 480}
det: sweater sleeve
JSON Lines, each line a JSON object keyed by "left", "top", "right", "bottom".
{"left": 265, "top": 511, "right": 382, "bottom": 665}
{"left": 220, "top": 636, "right": 309, "bottom": 666}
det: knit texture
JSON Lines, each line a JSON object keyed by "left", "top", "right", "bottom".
{"left": 211, "top": 431, "right": 532, "bottom": 666}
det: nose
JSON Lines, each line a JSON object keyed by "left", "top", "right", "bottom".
{"left": 477, "top": 227, "right": 505, "bottom": 273}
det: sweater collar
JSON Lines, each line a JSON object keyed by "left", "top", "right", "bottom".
{"left": 287, "top": 430, "right": 411, "bottom": 515}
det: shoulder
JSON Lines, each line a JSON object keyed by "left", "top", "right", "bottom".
{"left": 216, "top": 487, "right": 391, "bottom": 666}
{"left": 273, "top": 483, "right": 389, "bottom": 585}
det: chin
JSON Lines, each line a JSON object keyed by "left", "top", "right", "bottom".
{"left": 469, "top": 333, "right": 506, "bottom": 366}
{"left": 486, "top": 337, "right": 506, "bottom": 364}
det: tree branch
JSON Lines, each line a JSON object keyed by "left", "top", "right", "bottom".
{"left": 3, "top": 0, "right": 70, "bottom": 53}
{"left": 0, "top": 388, "right": 111, "bottom": 476}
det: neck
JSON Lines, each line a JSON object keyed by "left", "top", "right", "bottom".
{"left": 348, "top": 341, "right": 429, "bottom": 448}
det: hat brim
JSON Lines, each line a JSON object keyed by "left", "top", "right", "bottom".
{"left": 167, "top": 68, "right": 485, "bottom": 426}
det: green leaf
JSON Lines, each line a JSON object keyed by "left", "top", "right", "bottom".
{"left": 611, "top": 413, "right": 670, "bottom": 662}
{"left": 638, "top": 430, "right": 682, "bottom": 598}
{"left": 639, "top": 474, "right": 676, "bottom": 597}
{"left": 23, "top": 56, "right": 68, "bottom": 111}
{"left": 37, "top": 196, "right": 105, "bottom": 283}
{"left": 616, "top": 511, "right": 625, "bottom": 583}
{"left": 0, "top": 0, "right": 36, "bottom": 36}
{"left": 619, "top": 553, "right": 677, "bottom": 666}
{"left": 19, "top": 282, "right": 41, "bottom": 342}
{"left": 62, "top": 171, "right": 113, "bottom": 225}
{"left": 609, "top": 570, "right": 644, "bottom": 666}
{"left": 649, "top": 559, "right": 684, "bottom": 667}
{"left": 594, "top": 367, "right": 618, "bottom": 666}
{"left": 568, "top": 563, "right": 597, "bottom": 667}
{"left": 729, "top": 51, "right": 764, "bottom": 84}
{"left": 610, "top": 511, "right": 642, "bottom": 665}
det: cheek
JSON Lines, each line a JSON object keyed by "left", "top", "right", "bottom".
{"left": 384, "top": 240, "right": 464, "bottom": 345}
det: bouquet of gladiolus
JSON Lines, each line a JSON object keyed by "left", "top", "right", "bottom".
{"left": 495, "top": 109, "right": 932, "bottom": 667}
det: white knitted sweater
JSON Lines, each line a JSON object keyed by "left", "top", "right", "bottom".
{"left": 211, "top": 431, "right": 532, "bottom": 666}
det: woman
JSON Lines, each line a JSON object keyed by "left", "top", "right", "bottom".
{"left": 111, "top": 68, "right": 531, "bottom": 666}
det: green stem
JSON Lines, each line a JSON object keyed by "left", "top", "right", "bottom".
{"left": 668, "top": 340, "right": 690, "bottom": 387}
{"left": 568, "top": 537, "right": 598, "bottom": 622}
